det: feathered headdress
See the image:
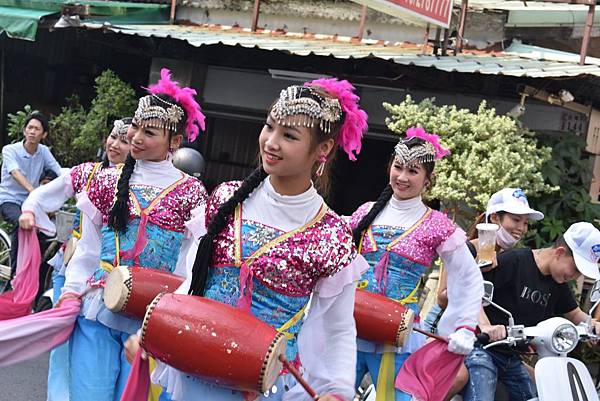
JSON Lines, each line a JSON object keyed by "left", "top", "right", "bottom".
{"left": 306, "top": 78, "right": 368, "bottom": 161}
{"left": 134, "top": 68, "right": 205, "bottom": 142}
{"left": 394, "top": 126, "right": 450, "bottom": 164}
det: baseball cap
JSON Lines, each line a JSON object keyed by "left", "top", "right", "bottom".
{"left": 564, "top": 222, "right": 600, "bottom": 280}
{"left": 486, "top": 188, "right": 544, "bottom": 221}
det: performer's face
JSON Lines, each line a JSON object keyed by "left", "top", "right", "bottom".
{"left": 105, "top": 131, "right": 130, "bottom": 164}
{"left": 127, "top": 119, "right": 182, "bottom": 161}
{"left": 389, "top": 158, "right": 429, "bottom": 200}
{"left": 259, "top": 113, "right": 332, "bottom": 190}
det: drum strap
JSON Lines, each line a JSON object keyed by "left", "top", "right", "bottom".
{"left": 234, "top": 203, "right": 329, "bottom": 313}
{"left": 360, "top": 209, "right": 431, "bottom": 296}
{"left": 115, "top": 174, "right": 187, "bottom": 267}
{"left": 277, "top": 304, "right": 308, "bottom": 340}
{"left": 357, "top": 279, "right": 421, "bottom": 305}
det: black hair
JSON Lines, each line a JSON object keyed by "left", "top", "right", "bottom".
{"left": 553, "top": 235, "right": 573, "bottom": 257}
{"left": 189, "top": 167, "right": 268, "bottom": 295}
{"left": 24, "top": 112, "right": 49, "bottom": 134}
{"left": 351, "top": 136, "right": 435, "bottom": 247}
{"left": 108, "top": 95, "right": 185, "bottom": 233}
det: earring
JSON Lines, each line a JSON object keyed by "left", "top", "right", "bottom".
{"left": 316, "top": 154, "right": 327, "bottom": 177}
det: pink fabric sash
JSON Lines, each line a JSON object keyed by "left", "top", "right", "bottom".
{"left": 237, "top": 261, "right": 253, "bottom": 313}
{"left": 0, "top": 229, "right": 41, "bottom": 320}
{"left": 120, "top": 348, "right": 150, "bottom": 401}
{"left": 373, "top": 251, "right": 390, "bottom": 294}
{"left": 120, "top": 213, "right": 150, "bottom": 265}
{"left": 395, "top": 339, "right": 464, "bottom": 401}
{"left": 0, "top": 297, "right": 80, "bottom": 367}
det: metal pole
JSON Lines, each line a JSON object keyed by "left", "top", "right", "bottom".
{"left": 580, "top": 4, "right": 595, "bottom": 65}
{"left": 357, "top": 5, "right": 368, "bottom": 41}
{"left": 422, "top": 23, "right": 431, "bottom": 54}
{"left": 433, "top": 26, "right": 442, "bottom": 55}
{"left": 251, "top": 0, "right": 261, "bottom": 32}
{"left": 455, "top": 0, "right": 468, "bottom": 55}
{"left": 442, "top": 28, "right": 450, "bottom": 56}
{"left": 170, "top": 0, "right": 176, "bottom": 23}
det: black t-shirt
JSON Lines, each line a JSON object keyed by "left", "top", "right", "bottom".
{"left": 483, "top": 248, "right": 578, "bottom": 329}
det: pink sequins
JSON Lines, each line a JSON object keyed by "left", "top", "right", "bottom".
{"left": 351, "top": 201, "right": 456, "bottom": 266}
{"left": 208, "top": 181, "right": 358, "bottom": 297}
{"left": 71, "top": 163, "right": 208, "bottom": 231}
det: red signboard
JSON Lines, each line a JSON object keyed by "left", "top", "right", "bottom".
{"left": 351, "top": 0, "right": 454, "bottom": 28}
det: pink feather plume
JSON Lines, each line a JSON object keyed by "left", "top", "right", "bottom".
{"left": 306, "top": 78, "right": 368, "bottom": 161}
{"left": 146, "top": 68, "right": 206, "bottom": 142}
{"left": 405, "top": 126, "right": 450, "bottom": 160}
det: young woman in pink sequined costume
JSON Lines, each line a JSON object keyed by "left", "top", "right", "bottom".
{"left": 52, "top": 69, "right": 208, "bottom": 401}
{"left": 349, "top": 129, "right": 483, "bottom": 401}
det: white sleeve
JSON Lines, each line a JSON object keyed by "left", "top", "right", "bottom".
{"left": 172, "top": 204, "right": 206, "bottom": 279}
{"left": 21, "top": 170, "right": 75, "bottom": 235}
{"left": 62, "top": 212, "right": 102, "bottom": 295}
{"left": 436, "top": 241, "right": 483, "bottom": 337}
{"left": 284, "top": 282, "right": 357, "bottom": 401}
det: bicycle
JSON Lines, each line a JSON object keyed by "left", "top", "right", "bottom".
{"left": 0, "top": 223, "right": 12, "bottom": 293}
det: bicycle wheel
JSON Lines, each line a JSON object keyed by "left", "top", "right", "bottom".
{"left": 0, "top": 230, "right": 12, "bottom": 294}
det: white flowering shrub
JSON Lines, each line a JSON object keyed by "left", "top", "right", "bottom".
{"left": 384, "top": 96, "right": 556, "bottom": 222}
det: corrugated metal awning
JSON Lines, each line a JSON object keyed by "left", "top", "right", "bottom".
{"left": 97, "top": 23, "right": 600, "bottom": 78}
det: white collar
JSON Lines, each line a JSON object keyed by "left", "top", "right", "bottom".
{"left": 389, "top": 194, "right": 424, "bottom": 211}
{"left": 262, "top": 175, "right": 318, "bottom": 206}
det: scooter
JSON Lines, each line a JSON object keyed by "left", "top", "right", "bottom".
{"left": 482, "top": 280, "right": 600, "bottom": 401}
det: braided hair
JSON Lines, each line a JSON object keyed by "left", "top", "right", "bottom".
{"left": 352, "top": 137, "right": 435, "bottom": 247}
{"left": 108, "top": 95, "right": 187, "bottom": 233}
{"left": 189, "top": 167, "right": 268, "bottom": 295}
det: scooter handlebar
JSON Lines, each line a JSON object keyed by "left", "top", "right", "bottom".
{"left": 476, "top": 332, "right": 490, "bottom": 345}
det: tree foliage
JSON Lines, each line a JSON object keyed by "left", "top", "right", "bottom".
{"left": 384, "top": 96, "right": 556, "bottom": 224}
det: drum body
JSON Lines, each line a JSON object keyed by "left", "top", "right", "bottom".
{"left": 141, "top": 293, "right": 286, "bottom": 393}
{"left": 354, "top": 288, "right": 414, "bottom": 347}
{"left": 103, "top": 266, "right": 185, "bottom": 319}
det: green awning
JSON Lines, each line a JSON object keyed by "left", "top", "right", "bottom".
{"left": 0, "top": 6, "right": 57, "bottom": 41}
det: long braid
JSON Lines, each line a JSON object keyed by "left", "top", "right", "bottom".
{"left": 352, "top": 185, "right": 393, "bottom": 247}
{"left": 108, "top": 154, "right": 136, "bottom": 233}
{"left": 101, "top": 153, "right": 110, "bottom": 169}
{"left": 189, "top": 167, "right": 268, "bottom": 296}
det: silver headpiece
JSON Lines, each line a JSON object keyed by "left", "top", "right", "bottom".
{"left": 394, "top": 140, "right": 437, "bottom": 165}
{"left": 271, "top": 85, "right": 343, "bottom": 134}
{"left": 133, "top": 94, "right": 184, "bottom": 133}
{"left": 111, "top": 119, "right": 131, "bottom": 137}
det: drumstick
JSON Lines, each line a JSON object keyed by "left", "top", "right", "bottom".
{"left": 412, "top": 327, "right": 449, "bottom": 343}
{"left": 278, "top": 354, "right": 319, "bottom": 400}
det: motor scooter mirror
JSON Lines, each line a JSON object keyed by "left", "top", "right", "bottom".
{"left": 482, "top": 280, "right": 494, "bottom": 307}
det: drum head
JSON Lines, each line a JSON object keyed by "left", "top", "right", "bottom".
{"left": 103, "top": 266, "right": 132, "bottom": 313}
{"left": 396, "top": 307, "right": 415, "bottom": 347}
{"left": 260, "top": 333, "right": 287, "bottom": 394}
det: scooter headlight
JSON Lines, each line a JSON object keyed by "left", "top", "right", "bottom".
{"left": 551, "top": 323, "right": 578, "bottom": 354}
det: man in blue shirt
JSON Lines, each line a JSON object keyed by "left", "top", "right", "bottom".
{"left": 0, "top": 112, "right": 61, "bottom": 274}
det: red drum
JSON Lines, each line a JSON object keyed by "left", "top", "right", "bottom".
{"left": 141, "top": 293, "right": 287, "bottom": 393}
{"left": 103, "top": 266, "right": 185, "bottom": 319}
{"left": 354, "top": 288, "right": 414, "bottom": 347}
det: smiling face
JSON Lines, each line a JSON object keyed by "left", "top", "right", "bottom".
{"left": 259, "top": 113, "right": 333, "bottom": 190}
{"left": 127, "top": 118, "right": 182, "bottom": 162}
{"left": 491, "top": 212, "right": 529, "bottom": 242}
{"left": 105, "top": 131, "right": 131, "bottom": 165}
{"left": 388, "top": 158, "right": 430, "bottom": 201}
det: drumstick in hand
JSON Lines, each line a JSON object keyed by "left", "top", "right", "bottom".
{"left": 278, "top": 354, "right": 319, "bottom": 400}
{"left": 412, "top": 327, "right": 448, "bottom": 343}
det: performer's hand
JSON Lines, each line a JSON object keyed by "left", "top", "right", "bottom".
{"left": 55, "top": 293, "right": 78, "bottom": 308}
{"left": 448, "top": 328, "right": 475, "bottom": 355}
{"left": 479, "top": 324, "right": 507, "bottom": 342}
{"left": 18, "top": 212, "right": 35, "bottom": 230}
{"left": 125, "top": 334, "right": 146, "bottom": 364}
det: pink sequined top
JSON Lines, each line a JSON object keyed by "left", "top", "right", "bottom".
{"left": 70, "top": 162, "right": 207, "bottom": 232}
{"left": 207, "top": 181, "right": 357, "bottom": 297}
{"left": 349, "top": 201, "right": 456, "bottom": 266}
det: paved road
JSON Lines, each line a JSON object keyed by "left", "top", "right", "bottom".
{"left": 0, "top": 352, "right": 48, "bottom": 401}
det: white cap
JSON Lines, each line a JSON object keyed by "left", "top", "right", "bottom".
{"left": 486, "top": 188, "right": 544, "bottom": 221}
{"left": 564, "top": 222, "right": 600, "bottom": 280}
